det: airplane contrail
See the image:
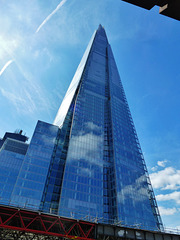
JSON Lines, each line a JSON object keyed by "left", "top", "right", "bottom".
{"left": 0, "top": 60, "right": 13, "bottom": 76}
{"left": 36, "top": 0, "right": 67, "bottom": 33}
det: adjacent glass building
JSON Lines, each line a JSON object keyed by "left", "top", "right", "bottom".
{"left": 0, "top": 25, "right": 163, "bottom": 231}
{"left": 0, "top": 131, "right": 28, "bottom": 205}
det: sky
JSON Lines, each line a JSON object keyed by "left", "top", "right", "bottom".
{"left": 0, "top": 0, "right": 180, "bottom": 231}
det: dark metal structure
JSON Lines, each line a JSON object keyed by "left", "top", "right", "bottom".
{"left": 1, "top": 205, "right": 180, "bottom": 240}
{"left": 0, "top": 131, "right": 28, "bottom": 148}
{"left": 121, "top": 0, "right": 180, "bottom": 21}
{"left": 97, "top": 224, "right": 180, "bottom": 240}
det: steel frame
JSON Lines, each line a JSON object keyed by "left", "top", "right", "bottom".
{"left": 1, "top": 205, "right": 180, "bottom": 240}
{"left": 0, "top": 205, "right": 95, "bottom": 240}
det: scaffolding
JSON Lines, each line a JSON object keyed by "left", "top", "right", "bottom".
{"left": 1, "top": 205, "right": 180, "bottom": 240}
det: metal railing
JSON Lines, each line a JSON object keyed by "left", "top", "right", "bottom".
{"left": 0, "top": 201, "right": 180, "bottom": 236}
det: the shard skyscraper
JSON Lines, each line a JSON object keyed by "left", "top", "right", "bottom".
{"left": 2, "top": 25, "right": 163, "bottom": 231}
{"left": 50, "top": 24, "right": 162, "bottom": 230}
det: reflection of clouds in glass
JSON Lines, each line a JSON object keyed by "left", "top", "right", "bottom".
{"left": 118, "top": 230, "right": 125, "bottom": 237}
{"left": 67, "top": 121, "right": 104, "bottom": 167}
{"left": 116, "top": 174, "right": 157, "bottom": 229}
{"left": 73, "top": 121, "right": 102, "bottom": 137}
{"left": 79, "top": 167, "right": 92, "bottom": 177}
{"left": 117, "top": 175, "right": 149, "bottom": 203}
{"left": 136, "top": 231, "right": 143, "bottom": 239}
{"left": 35, "top": 123, "right": 58, "bottom": 146}
{"left": 67, "top": 133, "right": 103, "bottom": 165}
{"left": 85, "top": 121, "right": 102, "bottom": 132}
{"left": 41, "top": 135, "right": 56, "bottom": 146}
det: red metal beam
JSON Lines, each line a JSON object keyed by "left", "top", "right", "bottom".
{"left": 0, "top": 205, "right": 96, "bottom": 240}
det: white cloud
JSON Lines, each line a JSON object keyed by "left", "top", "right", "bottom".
{"left": 157, "top": 160, "right": 167, "bottom": 167}
{"left": 151, "top": 166, "right": 158, "bottom": 172}
{"left": 0, "top": 88, "right": 37, "bottom": 114}
{"left": 10, "top": 60, "right": 54, "bottom": 117}
{"left": 0, "top": 60, "right": 13, "bottom": 76}
{"left": 150, "top": 167, "right": 180, "bottom": 190}
{"left": 156, "top": 191, "right": 180, "bottom": 204}
{"left": 158, "top": 206, "right": 177, "bottom": 216}
{"left": 117, "top": 175, "right": 150, "bottom": 204}
{"left": 36, "top": 0, "right": 67, "bottom": 33}
{"left": 0, "top": 88, "right": 25, "bottom": 105}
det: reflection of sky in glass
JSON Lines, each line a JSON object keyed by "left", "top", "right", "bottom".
{"left": 56, "top": 26, "right": 162, "bottom": 230}
{"left": 67, "top": 122, "right": 104, "bottom": 166}
{"left": 107, "top": 43, "right": 159, "bottom": 229}
{"left": 10, "top": 121, "right": 59, "bottom": 210}
{"left": 0, "top": 143, "right": 26, "bottom": 205}
{"left": 58, "top": 27, "right": 109, "bottom": 220}
{"left": 53, "top": 31, "right": 96, "bottom": 128}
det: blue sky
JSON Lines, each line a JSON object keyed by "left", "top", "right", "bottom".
{"left": 0, "top": 0, "right": 180, "bottom": 230}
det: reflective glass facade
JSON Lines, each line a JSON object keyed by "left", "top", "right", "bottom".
{"left": 0, "top": 138, "right": 28, "bottom": 205}
{"left": 10, "top": 121, "right": 59, "bottom": 210}
{"left": 54, "top": 25, "right": 163, "bottom": 230}
{"left": 0, "top": 25, "right": 163, "bottom": 231}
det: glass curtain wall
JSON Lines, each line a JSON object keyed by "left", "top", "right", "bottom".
{"left": 107, "top": 44, "right": 160, "bottom": 229}
{"left": 55, "top": 25, "right": 163, "bottom": 230}
{"left": 10, "top": 121, "right": 59, "bottom": 210}
{"left": 0, "top": 139, "right": 28, "bottom": 205}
